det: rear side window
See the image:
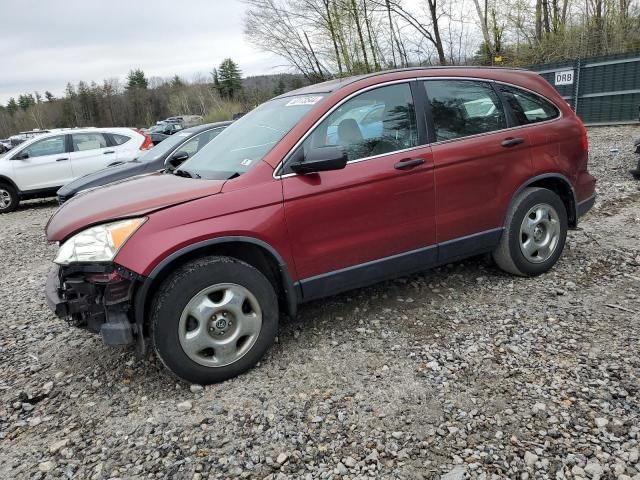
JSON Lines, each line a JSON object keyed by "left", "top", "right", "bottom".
{"left": 498, "top": 85, "right": 559, "bottom": 124}
{"left": 71, "top": 133, "right": 108, "bottom": 152}
{"left": 424, "top": 80, "right": 506, "bottom": 141}
{"left": 111, "top": 134, "right": 131, "bottom": 145}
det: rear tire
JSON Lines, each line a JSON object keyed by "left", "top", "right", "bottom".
{"left": 151, "top": 256, "right": 279, "bottom": 384}
{"left": 493, "top": 187, "right": 568, "bottom": 277}
{"left": 0, "top": 183, "right": 19, "bottom": 213}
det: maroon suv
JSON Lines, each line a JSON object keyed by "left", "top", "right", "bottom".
{"left": 45, "top": 67, "right": 596, "bottom": 384}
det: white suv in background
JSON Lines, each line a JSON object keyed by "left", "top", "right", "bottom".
{"left": 0, "top": 127, "right": 152, "bottom": 212}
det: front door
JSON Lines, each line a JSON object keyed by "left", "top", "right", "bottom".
{"left": 281, "top": 82, "right": 436, "bottom": 299}
{"left": 11, "top": 134, "right": 73, "bottom": 191}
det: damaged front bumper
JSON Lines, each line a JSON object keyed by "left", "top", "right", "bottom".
{"left": 46, "top": 263, "right": 143, "bottom": 347}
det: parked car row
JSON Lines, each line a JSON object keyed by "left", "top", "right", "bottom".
{"left": 57, "top": 122, "right": 231, "bottom": 203}
{"left": 144, "top": 115, "right": 205, "bottom": 145}
{"left": 0, "top": 127, "right": 153, "bottom": 212}
{"left": 42, "top": 67, "right": 596, "bottom": 385}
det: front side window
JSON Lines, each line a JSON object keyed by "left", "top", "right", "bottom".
{"left": 424, "top": 80, "right": 506, "bottom": 141}
{"left": 300, "top": 83, "right": 417, "bottom": 163}
{"left": 498, "top": 85, "right": 559, "bottom": 125}
{"left": 19, "top": 135, "right": 66, "bottom": 158}
{"left": 71, "top": 133, "right": 108, "bottom": 152}
{"left": 179, "top": 95, "right": 325, "bottom": 179}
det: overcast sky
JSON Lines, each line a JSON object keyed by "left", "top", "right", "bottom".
{"left": 0, "top": 0, "right": 287, "bottom": 104}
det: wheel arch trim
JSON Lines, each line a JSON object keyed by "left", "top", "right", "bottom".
{"left": 505, "top": 173, "right": 577, "bottom": 227}
{"left": 133, "top": 236, "right": 298, "bottom": 352}
{"left": 0, "top": 175, "right": 20, "bottom": 193}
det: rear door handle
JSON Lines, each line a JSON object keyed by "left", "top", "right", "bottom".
{"left": 56, "top": 157, "right": 69, "bottom": 162}
{"left": 501, "top": 137, "right": 525, "bottom": 147}
{"left": 394, "top": 158, "right": 425, "bottom": 170}
{"left": 104, "top": 150, "right": 115, "bottom": 154}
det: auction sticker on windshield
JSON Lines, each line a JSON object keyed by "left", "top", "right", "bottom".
{"left": 285, "top": 96, "right": 323, "bottom": 107}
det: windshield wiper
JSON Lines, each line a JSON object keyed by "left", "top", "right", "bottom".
{"left": 173, "top": 169, "right": 201, "bottom": 179}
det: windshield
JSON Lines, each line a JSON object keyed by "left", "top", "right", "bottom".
{"left": 179, "top": 94, "right": 324, "bottom": 179}
{"left": 137, "top": 130, "right": 197, "bottom": 163}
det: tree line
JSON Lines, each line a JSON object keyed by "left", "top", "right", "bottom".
{"left": 0, "top": 59, "right": 305, "bottom": 138}
{"left": 244, "top": 0, "right": 640, "bottom": 81}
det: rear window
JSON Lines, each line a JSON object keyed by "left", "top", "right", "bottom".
{"left": 498, "top": 85, "right": 560, "bottom": 125}
{"left": 111, "top": 134, "right": 131, "bottom": 145}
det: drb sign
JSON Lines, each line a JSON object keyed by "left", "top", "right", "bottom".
{"left": 554, "top": 70, "right": 574, "bottom": 85}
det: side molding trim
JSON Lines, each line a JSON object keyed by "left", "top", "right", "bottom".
{"left": 298, "top": 228, "right": 504, "bottom": 302}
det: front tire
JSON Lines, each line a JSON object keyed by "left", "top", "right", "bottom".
{"left": 0, "top": 183, "right": 19, "bottom": 213}
{"left": 493, "top": 187, "right": 568, "bottom": 276}
{"left": 151, "top": 256, "right": 279, "bottom": 384}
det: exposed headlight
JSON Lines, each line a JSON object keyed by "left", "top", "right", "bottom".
{"left": 54, "top": 218, "right": 146, "bottom": 265}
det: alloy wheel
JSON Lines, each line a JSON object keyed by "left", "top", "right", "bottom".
{"left": 178, "top": 283, "right": 263, "bottom": 367}
{"left": 519, "top": 203, "right": 561, "bottom": 264}
{"left": 0, "top": 189, "right": 12, "bottom": 210}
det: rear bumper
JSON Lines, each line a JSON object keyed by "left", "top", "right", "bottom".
{"left": 45, "top": 263, "right": 141, "bottom": 346}
{"left": 577, "top": 193, "right": 596, "bottom": 219}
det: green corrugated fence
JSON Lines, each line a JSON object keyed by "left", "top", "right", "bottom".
{"left": 529, "top": 51, "right": 640, "bottom": 125}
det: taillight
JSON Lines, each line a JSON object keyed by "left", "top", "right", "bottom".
{"left": 133, "top": 128, "right": 153, "bottom": 150}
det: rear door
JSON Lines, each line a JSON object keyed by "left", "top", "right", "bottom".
{"left": 109, "top": 131, "right": 142, "bottom": 163}
{"left": 11, "top": 135, "right": 73, "bottom": 190}
{"left": 423, "top": 78, "right": 533, "bottom": 261}
{"left": 68, "top": 132, "right": 115, "bottom": 178}
{"left": 281, "top": 81, "right": 436, "bottom": 299}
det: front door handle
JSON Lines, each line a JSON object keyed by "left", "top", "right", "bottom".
{"left": 104, "top": 150, "right": 115, "bottom": 154}
{"left": 501, "top": 137, "right": 525, "bottom": 147}
{"left": 56, "top": 157, "right": 69, "bottom": 162}
{"left": 394, "top": 158, "right": 425, "bottom": 170}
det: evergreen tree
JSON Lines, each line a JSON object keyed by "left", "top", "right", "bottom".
{"left": 44, "top": 91, "right": 55, "bottom": 102}
{"left": 6, "top": 98, "right": 18, "bottom": 116}
{"left": 126, "top": 69, "right": 148, "bottom": 90}
{"left": 171, "top": 75, "right": 184, "bottom": 88}
{"left": 273, "top": 76, "right": 286, "bottom": 96}
{"left": 217, "top": 59, "right": 242, "bottom": 99}
{"left": 18, "top": 94, "right": 35, "bottom": 111}
{"left": 211, "top": 68, "right": 221, "bottom": 92}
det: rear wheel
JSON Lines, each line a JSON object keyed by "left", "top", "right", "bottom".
{"left": 151, "top": 256, "right": 278, "bottom": 384}
{"left": 0, "top": 183, "right": 19, "bottom": 213}
{"left": 493, "top": 187, "right": 568, "bottom": 276}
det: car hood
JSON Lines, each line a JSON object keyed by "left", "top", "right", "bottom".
{"left": 57, "top": 160, "right": 158, "bottom": 199}
{"left": 46, "top": 172, "right": 225, "bottom": 241}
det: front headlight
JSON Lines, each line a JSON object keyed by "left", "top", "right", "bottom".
{"left": 54, "top": 218, "right": 147, "bottom": 265}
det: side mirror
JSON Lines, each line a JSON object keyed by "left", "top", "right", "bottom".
{"left": 13, "top": 151, "right": 29, "bottom": 160}
{"left": 290, "top": 146, "right": 348, "bottom": 175}
{"left": 166, "top": 150, "right": 189, "bottom": 169}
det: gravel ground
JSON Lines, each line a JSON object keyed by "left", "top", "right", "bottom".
{"left": 1, "top": 126, "right": 639, "bottom": 480}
